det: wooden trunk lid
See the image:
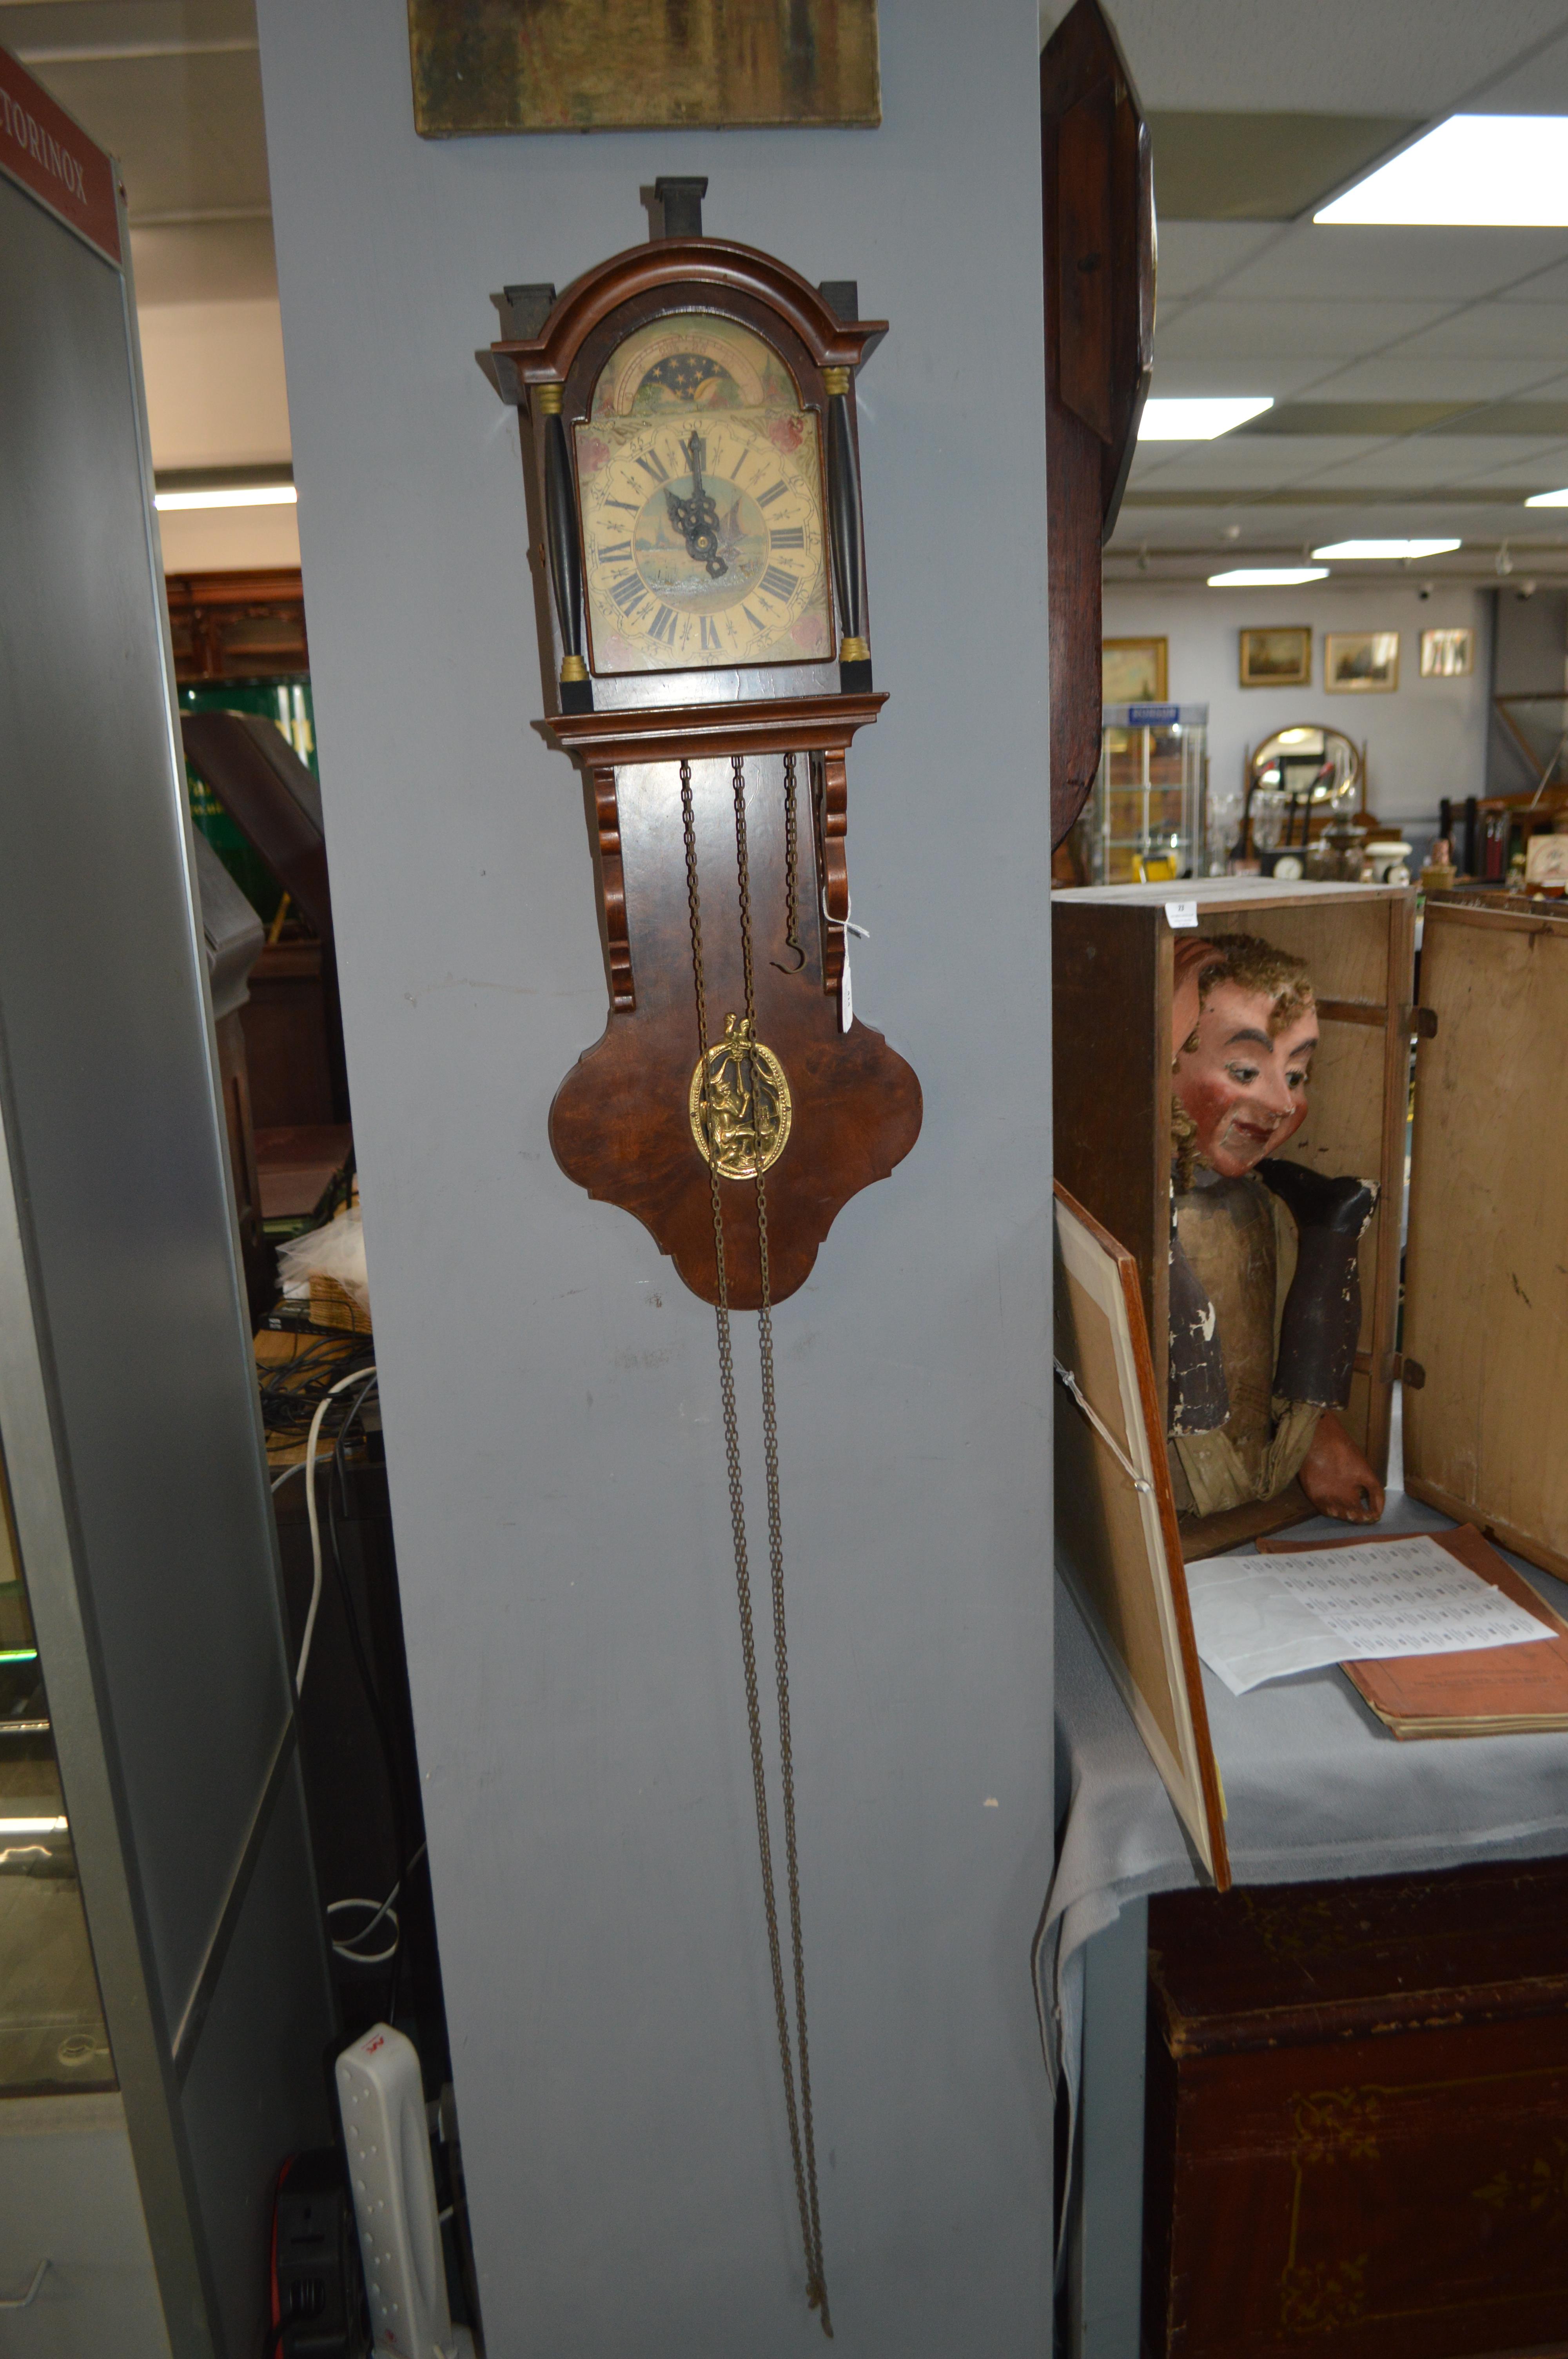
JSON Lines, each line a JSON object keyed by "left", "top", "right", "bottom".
{"left": 1404, "top": 894, "right": 1568, "bottom": 1580}
{"left": 1149, "top": 1857, "right": 1568, "bottom": 2060}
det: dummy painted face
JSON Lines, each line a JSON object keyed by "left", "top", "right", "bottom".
{"left": 1172, "top": 956, "right": 1318, "bottom": 1179}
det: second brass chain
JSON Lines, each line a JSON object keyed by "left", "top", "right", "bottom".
{"left": 681, "top": 758, "right": 829, "bottom": 2335}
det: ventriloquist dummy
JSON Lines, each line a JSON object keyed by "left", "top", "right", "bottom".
{"left": 1168, "top": 932, "right": 1385, "bottom": 1525}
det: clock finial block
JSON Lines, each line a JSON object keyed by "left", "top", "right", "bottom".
{"left": 654, "top": 176, "right": 708, "bottom": 238}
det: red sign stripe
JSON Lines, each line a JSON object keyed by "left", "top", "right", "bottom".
{"left": 0, "top": 42, "right": 120, "bottom": 267}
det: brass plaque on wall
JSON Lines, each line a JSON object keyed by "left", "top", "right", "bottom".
{"left": 408, "top": 0, "right": 881, "bottom": 134}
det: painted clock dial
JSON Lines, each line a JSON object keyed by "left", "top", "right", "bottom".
{"left": 574, "top": 312, "right": 834, "bottom": 676}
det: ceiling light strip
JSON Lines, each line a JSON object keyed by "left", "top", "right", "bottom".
{"left": 1207, "top": 567, "right": 1329, "bottom": 587}
{"left": 1138, "top": 397, "right": 1274, "bottom": 442}
{"left": 1317, "top": 114, "right": 1568, "bottom": 228}
{"left": 154, "top": 486, "right": 298, "bottom": 512}
{"left": 1312, "top": 538, "right": 1461, "bottom": 560}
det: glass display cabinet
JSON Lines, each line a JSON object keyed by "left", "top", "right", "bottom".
{"left": 0, "top": 1479, "right": 113, "bottom": 2101}
{"left": 0, "top": 69, "right": 336, "bottom": 2349}
{"left": 1082, "top": 703, "right": 1209, "bottom": 884}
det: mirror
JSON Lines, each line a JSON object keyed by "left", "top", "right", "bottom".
{"left": 1243, "top": 725, "right": 1362, "bottom": 855}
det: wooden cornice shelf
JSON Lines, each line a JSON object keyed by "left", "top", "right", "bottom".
{"left": 541, "top": 692, "right": 886, "bottom": 771}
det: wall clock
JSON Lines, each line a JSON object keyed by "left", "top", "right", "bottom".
{"left": 1041, "top": 0, "right": 1154, "bottom": 851}
{"left": 477, "top": 177, "right": 923, "bottom": 2334}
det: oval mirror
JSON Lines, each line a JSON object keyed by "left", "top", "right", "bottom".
{"left": 1243, "top": 725, "right": 1363, "bottom": 856}
{"left": 1249, "top": 724, "right": 1361, "bottom": 805}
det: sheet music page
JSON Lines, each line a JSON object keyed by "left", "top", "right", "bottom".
{"left": 1187, "top": 1535, "right": 1553, "bottom": 1697}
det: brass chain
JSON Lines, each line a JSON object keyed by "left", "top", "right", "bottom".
{"left": 681, "top": 759, "right": 831, "bottom": 2336}
{"left": 731, "top": 752, "right": 829, "bottom": 2328}
{"left": 774, "top": 750, "right": 805, "bottom": 971}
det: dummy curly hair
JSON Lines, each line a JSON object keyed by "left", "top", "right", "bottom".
{"left": 1180, "top": 931, "right": 1315, "bottom": 1052}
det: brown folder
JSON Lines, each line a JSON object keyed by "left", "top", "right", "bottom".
{"left": 1257, "top": 1523, "right": 1568, "bottom": 1739}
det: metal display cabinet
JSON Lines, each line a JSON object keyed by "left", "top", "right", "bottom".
{"left": 1082, "top": 704, "right": 1209, "bottom": 884}
{"left": 0, "top": 51, "right": 335, "bottom": 2356}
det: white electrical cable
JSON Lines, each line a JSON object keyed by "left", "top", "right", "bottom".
{"left": 294, "top": 1364, "right": 377, "bottom": 1692}
{"left": 328, "top": 1842, "right": 427, "bottom": 1965}
{"left": 327, "top": 1897, "right": 401, "bottom": 1966}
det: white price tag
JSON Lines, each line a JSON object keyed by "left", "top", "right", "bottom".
{"left": 1165, "top": 899, "right": 1198, "bottom": 929}
{"left": 822, "top": 889, "right": 868, "bottom": 1034}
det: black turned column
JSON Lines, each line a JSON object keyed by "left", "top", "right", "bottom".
{"left": 537, "top": 383, "right": 593, "bottom": 714}
{"left": 823, "top": 366, "right": 871, "bottom": 693}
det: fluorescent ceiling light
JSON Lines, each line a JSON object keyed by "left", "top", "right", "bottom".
{"left": 1316, "top": 116, "right": 1568, "bottom": 227}
{"left": 1138, "top": 397, "right": 1273, "bottom": 440}
{"left": 1525, "top": 487, "right": 1568, "bottom": 507}
{"left": 154, "top": 485, "right": 297, "bottom": 512}
{"left": 0, "top": 1817, "right": 67, "bottom": 1836}
{"left": 1208, "top": 567, "right": 1328, "bottom": 587}
{"left": 1312, "top": 538, "right": 1460, "bottom": 560}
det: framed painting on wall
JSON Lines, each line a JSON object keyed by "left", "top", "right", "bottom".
{"left": 1420, "top": 626, "right": 1475, "bottom": 678}
{"left": 1238, "top": 627, "right": 1310, "bottom": 688}
{"left": 408, "top": 0, "right": 882, "bottom": 133}
{"left": 1325, "top": 631, "right": 1400, "bottom": 693}
{"left": 1103, "top": 637, "right": 1167, "bottom": 703}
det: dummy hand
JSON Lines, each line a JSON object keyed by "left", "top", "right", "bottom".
{"left": 1299, "top": 1410, "right": 1385, "bottom": 1524}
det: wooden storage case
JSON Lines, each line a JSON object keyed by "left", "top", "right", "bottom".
{"left": 1402, "top": 891, "right": 1568, "bottom": 1579}
{"left": 1143, "top": 1858, "right": 1568, "bottom": 2359}
{"left": 1054, "top": 879, "right": 1414, "bottom": 1560}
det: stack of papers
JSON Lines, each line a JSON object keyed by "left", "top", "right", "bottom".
{"left": 1187, "top": 1534, "right": 1554, "bottom": 1699}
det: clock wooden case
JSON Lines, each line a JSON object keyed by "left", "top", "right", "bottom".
{"left": 477, "top": 183, "right": 921, "bottom": 1309}
{"left": 476, "top": 189, "right": 923, "bottom": 2330}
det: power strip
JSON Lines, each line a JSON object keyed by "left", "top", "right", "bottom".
{"left": 336, "top": 2024, "right": 471, "bottom": 2359}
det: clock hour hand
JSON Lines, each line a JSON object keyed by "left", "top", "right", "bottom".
{"left": 664, "top": 427, "right": 727, "bottom": 579}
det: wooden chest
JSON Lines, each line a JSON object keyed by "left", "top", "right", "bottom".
{"left": 1144, "top": 1859, "right": 1568, "bottom": 2359}
{"left": 1054, "top": 879, "right": 1413, "bottom": 1561}
{"left": 1054, "top": 880, "right": 1568, "bottom": 1578}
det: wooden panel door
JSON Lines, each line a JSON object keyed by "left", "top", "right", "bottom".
{"left": 1404, "top": 895, "right": 1568, "bottom": 1577}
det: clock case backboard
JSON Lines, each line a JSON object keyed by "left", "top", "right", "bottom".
{"left": 477, "top": 212, "right": 921, "bottom": 1309}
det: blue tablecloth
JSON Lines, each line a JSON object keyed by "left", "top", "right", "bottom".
{"left": 1039, "top": 1450, "right": 1568, "bottom": 2106}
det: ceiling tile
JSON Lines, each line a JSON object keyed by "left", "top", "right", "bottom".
{"left": 1154, "top": 297, "right": 1455, "bottom": 362}
{"left": 1132, "top": 436, "right": 1387, "bottom": 489}
{"left": 24, "top": 49, "right": 270, "bottom": 221}
{"left": 1223, "top": 224, "right": 1568, "bottom": 302}
{"left": 1439, "top": 447, "right": 1568, "bottom": 485}
{"left": 1150, "top": 354, "right": 1333, "bottom": 398}
{"left": 1065, "top": 0, "right": 1568, "bottom": 114}
{"left": 0, "top": 2, "right": 255, "bottom": 44}
{"left": 1299, "top": 435, "right": 1568, "bottom": 487}
{"left": 1152, "top": 220, "right": 1285, "bottom": 299}
{"left": 129, "top": 219, "right": 277, "bottom": 304}
{"left": 1305, "top": 355, "right": 1561, "bottom": 400}
{"left": 1148, "top": 113, "right": 1419, "bottom": 223}
{"left": 1399, "top": 304, "right": 1568, "bottom": 359}
{"left": 136, "top": 297, "right": 290, "bottom": 470}
{"left": 1464, "top": 24, "right": 1568, "bottom": 110}
{"left": 1492, "top": 260, "right": 1568, "bottom": 304}
{"left": 1240, "top": 401, "right": 1482, "bottom": 436}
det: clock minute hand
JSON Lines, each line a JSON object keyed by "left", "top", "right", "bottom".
{"left": 664, "top": 427, "right": 727, "bottom": 580}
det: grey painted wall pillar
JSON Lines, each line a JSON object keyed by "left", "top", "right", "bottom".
{"left": 254, "top": 5, "right": 1054, "bottom": 2349}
